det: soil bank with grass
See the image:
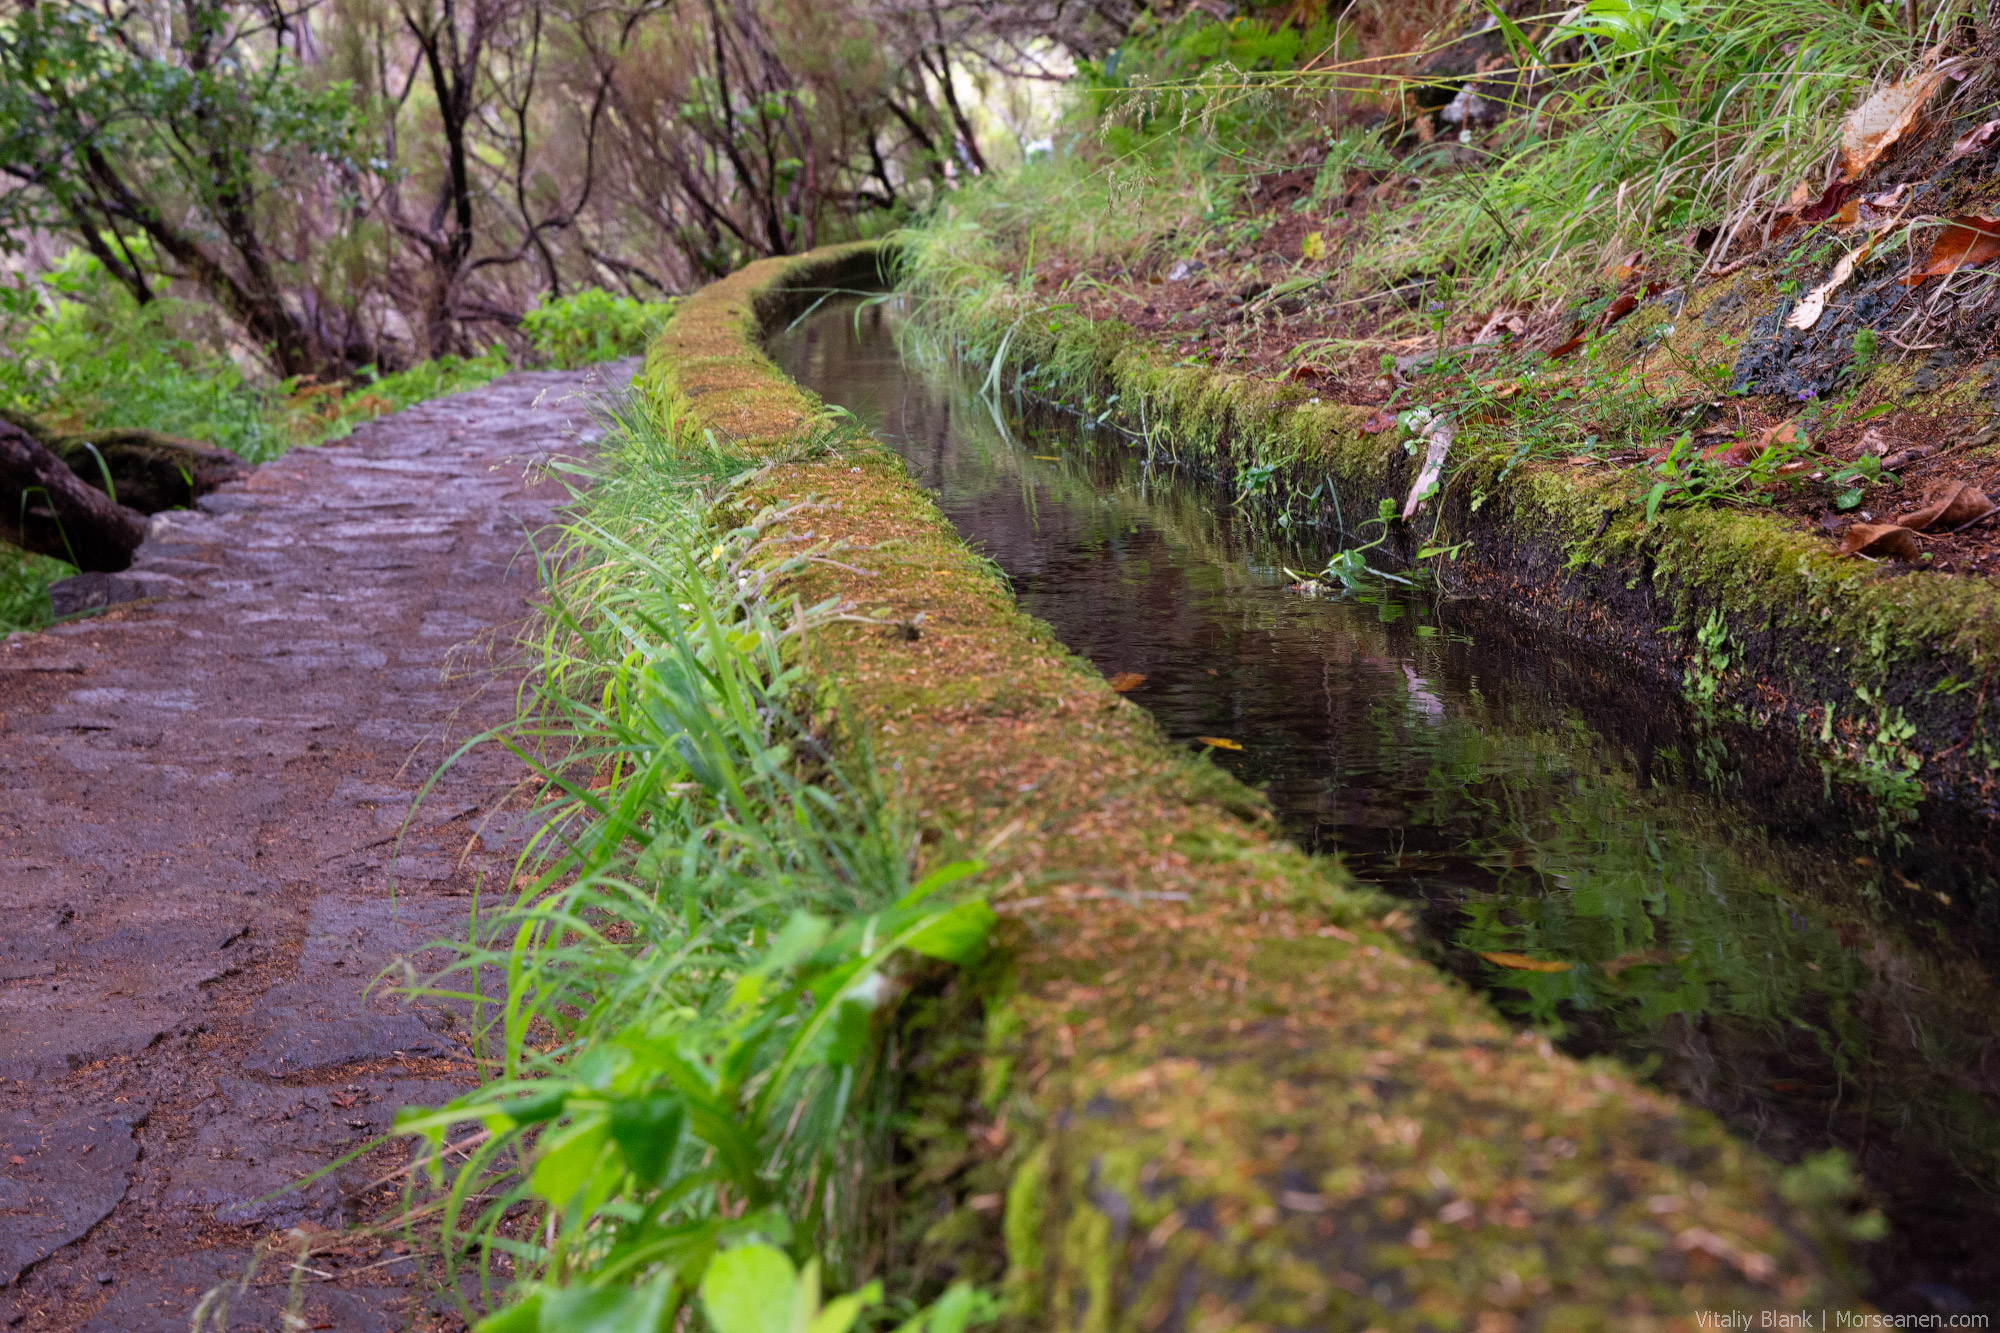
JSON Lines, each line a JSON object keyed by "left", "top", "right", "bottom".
{"left": 644, "top": 241, "right": 1871, "bottom": 1327}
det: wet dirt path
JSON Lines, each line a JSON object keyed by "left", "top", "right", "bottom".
{"left": 0, "top": 361, "right": 632, "bottom": 1332}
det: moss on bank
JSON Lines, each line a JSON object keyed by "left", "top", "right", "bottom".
{"left": 896, "top": 245, "right": 2000, "bottom": 824}
{"left": 647, "top": 242, "right": 1861, "bottom": 1327}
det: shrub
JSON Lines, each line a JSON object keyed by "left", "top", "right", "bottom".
{"left": 521, "top": 288, "right": 680, "bottom": 369}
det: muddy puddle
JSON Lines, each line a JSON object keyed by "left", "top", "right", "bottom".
{"left": 769, "top": 299, "right": 2000, "bottom": 1315}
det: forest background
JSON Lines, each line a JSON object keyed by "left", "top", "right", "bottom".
{"left": 0, "top": 0, "right": 1133, "bottom": 626}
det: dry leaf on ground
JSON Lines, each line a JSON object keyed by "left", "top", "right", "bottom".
{"left": 1901, "top": 215, "right": 2000, "bottom": 286}
{"left": 1195, "top": 735, "right": 1243, "bottom": 750}
{"left": 1359, "top": 408, "right": 1397, "bottom": 434}
{"left": 1713, "top": 419, "right": 1801, "bottom": 465}
{"left": 1898, "top": 481, "right": 1994, "bottom": 531}
{"left": 1786, "top": 246, "right": 1870, "bottom": 330}
{"left": 1840, "top": 66, "right": 1949, "bottom": 181}
{"left": 1479, "top": 951, "right": 1573, "bottom": 973}
{"left": 1106, "top": 671, "right": 1147, "bottom": 692}
{"left": 1949, "top": 118, "right": 2000, "bottom": 161}
{"left": 1837, "top": 523, "right": 1921, "bottom": 559}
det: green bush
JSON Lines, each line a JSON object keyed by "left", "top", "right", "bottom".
{"left": 521, "top": 288, "right": 680, "bottom": 369}
{"left": 0, "top": 250, "right": 281, "bottom": 461}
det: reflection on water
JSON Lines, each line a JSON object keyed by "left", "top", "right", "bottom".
{"left": 769, "top": 299, "right": 2000, "bottom": 1315}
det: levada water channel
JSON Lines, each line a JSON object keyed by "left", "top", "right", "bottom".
{"left": 769, "top": 298, "right": 2000, "bottom": 1316}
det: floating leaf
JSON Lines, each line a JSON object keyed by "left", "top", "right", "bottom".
{"left": 1836, "top": 523, "right": 1920, "bottom": 560}
{"left": 1839, "top": 66, "right": 1948, "bottom": 181}
{"left": 1897, "top": 480, "right": 1993, "bottom": 531}
{"left": 1901, "top": 215, "right": 2000, "bottom": 286}
{"left": 1031, "top": 454, "right": 1061, "bottom": 461}
{"left": 1195, "top": 736, "right": 1243, "bottom": 751}
{"left": 1478, "top": 951, "right": 1573, "bottom": 973}
{"left": 1106, "top": 671, "right": 1147, "bottom": 692}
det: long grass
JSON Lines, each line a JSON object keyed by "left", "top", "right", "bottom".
{"left": 914, "top": 0, "right": 1953, "bottom": 338}
{"left": 349, "top": 393, "right": 999, "bottom": 1332}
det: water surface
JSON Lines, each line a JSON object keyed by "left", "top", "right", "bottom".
{"left": 771, "top": 299, "right": 2000, "bottom": 1315}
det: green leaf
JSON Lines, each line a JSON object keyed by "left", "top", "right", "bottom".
{"left": 897, "top": 859, "right": 984, "bottom": 908}
{"left": 529, "top": 1118, "right": 612, "bottom": 1207}
{"left": 927, "top": 1282, "right": 980, "bottom": 1333}
{"left": 700, "top": 1244, "right": 799, "bottom": 1333}
{"left": 1644, "top": 481, "right": 1669, "bottom": 524}
{"left": 1836, "top": 487, "right": 1863, "bottom": 511}
{"left": 537, "top": 1274, "right": 677, "bottom": 1333}
{"left": 472, "top": 1293, "right": 543, "bottom": 1333}
{"left": 808, "top": 1281, "right": 883, "bottom": 1333}
{"left": 608, "top": 1095, "right": 685, "bottom": 1186}
{"left": 904, "top": 899, "right": 997, "bottom": 964}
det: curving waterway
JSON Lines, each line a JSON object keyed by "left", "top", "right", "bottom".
{"left": 770, "top": 298, "right": 2000, "bottom": 1317}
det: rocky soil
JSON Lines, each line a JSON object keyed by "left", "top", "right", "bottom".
{"left": 0, "top": 361, "right": 633, "bottom": 1331}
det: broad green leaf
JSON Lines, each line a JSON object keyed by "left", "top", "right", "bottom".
{"left": 472, "top": 1292, "right": 542, "bottom": 1333}
{"left": 807, "top": 1280, "right": 883, "bottom": 1333}
{"left": 700, "top": 1244, "right": 798, "bottom": 1333}
{"left": 537, "top": 1274, "right": 677, "bottom": 1333}
{"left": 927, "top": 1282, "right": 980, "bottom": 1333}
{"left": 904, "top": 899, "right": 996, "bottom": 964}
{"left": 530, "top": 1118, "right": 611, "bottom": 1207}
{"left": 608, "top": 1095, "right": 685, "bottom": 1186}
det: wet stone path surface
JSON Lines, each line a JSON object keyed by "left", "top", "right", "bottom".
{"left": 0, "top": 362, "right": 632, "bottom": 1331}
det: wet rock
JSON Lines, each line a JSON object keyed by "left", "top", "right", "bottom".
{"left": 241, "top": 989, "right": 450, "bottom": 1076}
{"left": 47, "top": 573, "right": 148, "bottom": 618}
{"left": 74, "top": 1249, "right": 405, "bottom": 1333}
{"left": 0, "top": 1107, "right": 145, "bottom": 1284}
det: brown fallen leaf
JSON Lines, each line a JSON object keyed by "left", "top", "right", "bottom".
{"left": 1798, "top": 181, "right": 1857, "bottom": 223}
{"left": 1897, "top": 480, "right": 1993, "bottom": 531}
{"left": 1106, "top": 671, "right": 1147, "bottom": 692}
{"left": 1359, "top": 408, "right": 1397, "bottom": 434}
{"left": 1403, "top": 421, "right": 1454, "bottom": 521}
{"left": 1288, "top": 362, "right": 1324, "bottom": 382}
{"left": 1195, "top": 735, "right": 1243, "bottom": 751}
{"left": 1837, "top": 523, "right": 1921, "bottom": 560}
{"left": 1879, "top": 443, "right": 1936, "bottom": 470}
{"left": 1478, "top": 951, "right": 1573, "bottom": 973}
{"left": 1901, "top": 215, "right": 2000, "bottom": 286}
{"left": 1601, "top": 948, "right": 1684, "bottom": 977}
{"left": 1599, "top": 291, "right": 1639, "bottom": 332}
{"left": 1711, "top": 419, "right": 1802, "bottom": 466}
{"left": 1840, "top": 66, "right": 1949, "bottom": 181}
{"left": 1949, "top": 118, "right": 2000, "bottom": 161}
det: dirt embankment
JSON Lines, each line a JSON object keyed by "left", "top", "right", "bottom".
{"left": 646, "top": 243, "right": 1865, "bottom": 1327}
{"left": 0, "top": 363, "right": 631, "bottom": 1331}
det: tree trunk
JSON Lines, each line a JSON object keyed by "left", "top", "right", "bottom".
{"left": 43, "top": 430, "right": 247, "bottom": 516}
{"left": 0, "top": 420, "right": 149, "bottom": 572}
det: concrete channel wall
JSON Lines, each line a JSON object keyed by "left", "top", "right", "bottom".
{"left": 645, "top": 242, "right": 1861, "bottom": 1329}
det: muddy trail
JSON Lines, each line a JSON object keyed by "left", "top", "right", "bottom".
{"left": 0, "top": 362, "right": 631, "bottom": 1331}
{"left": 772, "top": 301, "right": 2000, "bottom": 1318}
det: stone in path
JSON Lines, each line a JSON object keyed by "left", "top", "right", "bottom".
{"left": 0, "top": 362, "right": 634, "bottom": 1330}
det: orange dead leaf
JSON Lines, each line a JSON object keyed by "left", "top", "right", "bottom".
{"left": 1897, "top": 481, "right": 1994, "bottom": 531}
{"left": 1601, "top": 949, "right": 1683, "bottom": 977}
{"left": 1106, "top": 671, "right": 1147, "bottom": 692}
{"left": 1837, "top": 523, "right": 1921, "bottom": 560}
{"left": 1289, "top": 363, "right": 1325, "bottom": 382}
{"left": 1359, "top": 409, "right": 1397, "bottom": 434}
{"left": 1478, "top": 951, "right": 1573, "bottom": 973}
{"left": 1840, "top": 66, "right": 1948, "bottom": 181}
{"left": 1195, "top": 736, "right": 1243, "bottom": 751}
{"left": 1901, "top": 215, "right": 2000, "bottom": 286}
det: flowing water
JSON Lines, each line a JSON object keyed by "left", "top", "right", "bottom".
{"left": 770, "top": 299, "right": 2000, "bottom": 1315}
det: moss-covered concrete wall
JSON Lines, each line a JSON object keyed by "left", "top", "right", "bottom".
{"left": 646, "top": 243, "right": 1862, "bottom": 1329}
{"left": 901, "top": 269, "right": 2000, "bottom": 826}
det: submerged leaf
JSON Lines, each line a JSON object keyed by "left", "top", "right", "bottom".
{"left": 1836, "top": 523, "right": 1920, "bottom": 560}
{"left": 1478, "top": 951, "right": 1574, "bottom": 973}
{"left": 1107, "top": 671, "right": 1147, "bottom": 692}
{"left": 1195, "top": 736, "right": 1243, "bottom": 751}
{"left": 1840, "top": 66, "right": 1948, "bottom": 181}
{"left": 1901, "top": 215, "right": 2000, "bottom": 286}
{"left": 1898, "top": 481, "right": 1993, "bottom": 531}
